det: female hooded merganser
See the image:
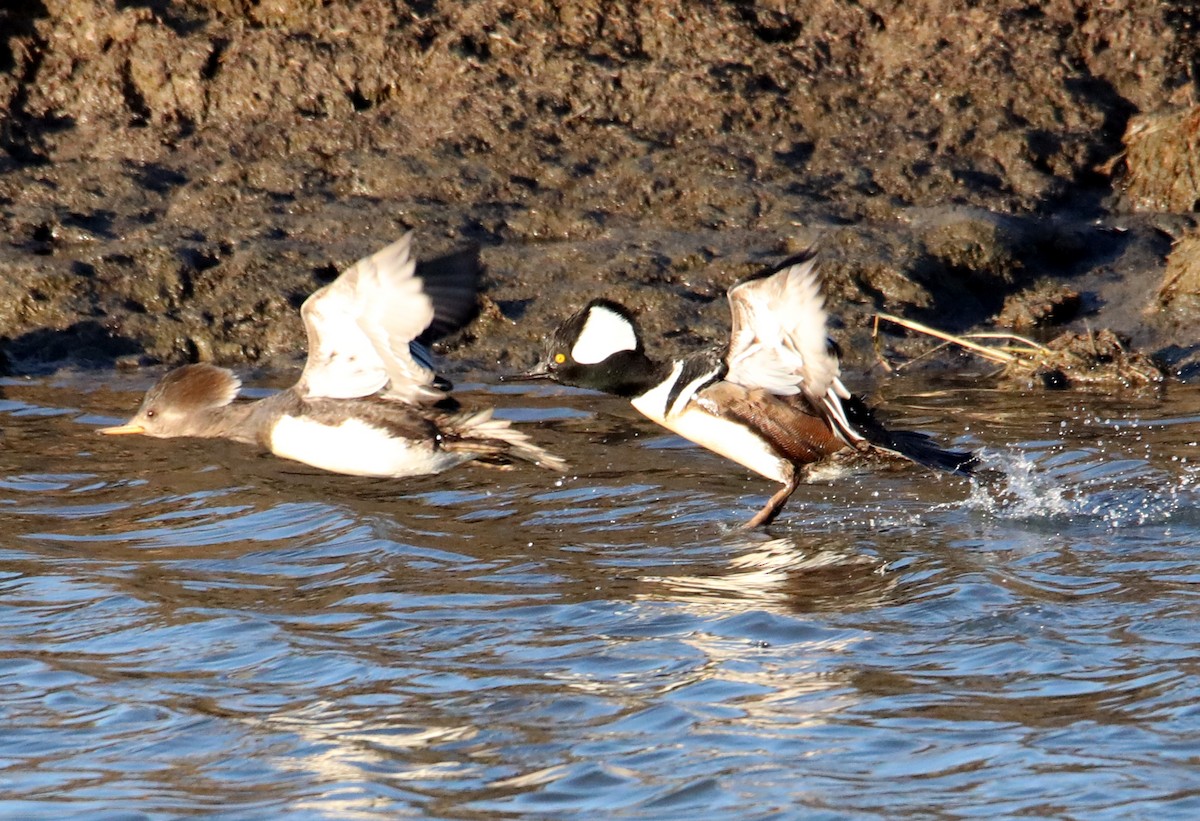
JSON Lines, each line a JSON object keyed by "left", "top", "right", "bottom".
{"left": 517, "top": 250, "right": 975, "bottom": 527}
{"left": 99, "top": 233, "right": 566, "bottom": 476}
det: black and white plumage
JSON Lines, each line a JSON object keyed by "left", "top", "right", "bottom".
{"left": 100, "top": 233, "right": 567, "bottom": 476}
{"left": 519, "top": 249, "right": 975, "bottom": 527}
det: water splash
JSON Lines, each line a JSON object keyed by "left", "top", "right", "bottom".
{"left": 963, "top": 447, "right": 1199, "bottom": 529}
{"left": 963, "top": 449, "right": 1073, "bottom": 520}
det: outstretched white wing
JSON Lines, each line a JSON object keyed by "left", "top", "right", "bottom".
{"left": 296, "top": 233, "right": 442, "bottom": 404}
{"left": 725, "top": 253, "right": 864, "bottom": 444}
{"left": 726, "top": 255, "right": 839, "bottom": 396}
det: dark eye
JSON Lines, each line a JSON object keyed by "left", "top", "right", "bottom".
{"left": 145, "top": 408, "right": 157, "bottom": 419}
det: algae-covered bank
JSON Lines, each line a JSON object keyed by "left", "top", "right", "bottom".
{"left": 1, "top": 1, "right": 1197, "bottom": 386}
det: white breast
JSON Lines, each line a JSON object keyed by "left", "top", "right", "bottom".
{"left": 268, "top": 415, "right": 469, "bottom": 477}
{"left": 631, "top": 377, "right": 792, "bottom": 484}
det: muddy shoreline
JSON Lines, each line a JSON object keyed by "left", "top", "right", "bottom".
{"left": 1, "top": 1, "right": 1197, "bottom": 387}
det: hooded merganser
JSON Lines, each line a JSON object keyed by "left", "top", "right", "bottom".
{"left": 99, "top": 233, "right": 566, "bottom": 476}
{"left": 516, "top": 250, "right": 975, "bottom": 527}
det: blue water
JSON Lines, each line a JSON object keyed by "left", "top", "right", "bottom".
{"left": 1, "top": 372, "right": 1198, "bottom": 818}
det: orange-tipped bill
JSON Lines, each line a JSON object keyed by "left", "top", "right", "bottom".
{"left": 98, "top": 422, "right": 146, "bottom": 435}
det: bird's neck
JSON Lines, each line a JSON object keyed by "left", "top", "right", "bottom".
{"left": 185, "top": 399, "right": 271, "bottom": 445}
{"left": 580, "top": 351, "right": 673, "bottom": 398}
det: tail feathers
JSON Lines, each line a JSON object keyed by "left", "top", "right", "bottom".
{"left": 876, "top": 428, "right": 978, "bottom": 474}
{"left": 841, "top": 395, "right": 976, "bottom": 476}
{"left": 447, "top": 409, "right": 568, "bottom": 472}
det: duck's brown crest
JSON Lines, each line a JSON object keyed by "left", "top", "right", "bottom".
{"left": 149, "top": 363, "right": 242, "bottom": 410}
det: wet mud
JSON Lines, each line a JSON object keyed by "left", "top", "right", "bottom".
{"left": 0, "top": 0, "right": 1198, "bottom": 388}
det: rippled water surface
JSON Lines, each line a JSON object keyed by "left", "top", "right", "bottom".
{"left": 2, "top": 371, "right": 1199, "bottom": 818}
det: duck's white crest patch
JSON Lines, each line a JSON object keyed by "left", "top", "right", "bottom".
{"left": 268, "top": 415, "right": 468, "bottom": 477}
{"left": 571, "top": 305, "right": 637, "bottom": 365}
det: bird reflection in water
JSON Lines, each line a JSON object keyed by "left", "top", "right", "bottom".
{"left": 638, "top": 534, "right": 897, "bottom": 615}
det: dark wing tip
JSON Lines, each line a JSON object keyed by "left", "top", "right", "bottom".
{"left": 416, "top": 244, "right": 483, "bottom": 345}
{"left": 826, "top": 337, "right": 843, "bottom": 362}
{"left": 729, "top": 245, "right": 821, "bottom": 292}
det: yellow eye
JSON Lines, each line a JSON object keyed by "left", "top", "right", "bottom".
{"left": 553, "top": 353, "right": 566, "bottom": 364}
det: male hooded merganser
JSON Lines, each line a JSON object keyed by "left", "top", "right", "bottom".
{"left": 516, "top": 250, "right": 975, "bottom": 527}
{"left": 99, "top": 233, "right": 566, "bottom": 476}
